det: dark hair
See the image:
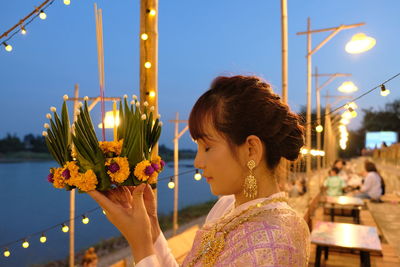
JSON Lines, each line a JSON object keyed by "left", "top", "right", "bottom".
{"left": 364, "top": 161, "right": 378, "bottom": 172}
{"left": 330, "top": 167, "right": 340, "bottom": 174}
{"left": 189, "top": 75, "right": 304, "bottom": 169}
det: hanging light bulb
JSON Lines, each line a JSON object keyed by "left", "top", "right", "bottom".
{"left": 380, "top": 84, "right": 390, "bottom": 97}
{"left": 82, "top": 215, "right": 90, "bottom": 224}
{"left": 22, "top": 240, "right": 29, "bottom": 248}
{"left": 39, "top": 10, "right": 47, "bottom": 20}
{"left": 102, "top": 210, "right": 106, "bottom": 215}
{"left": 3, "top": 248, "right": 10, "bottom": 257}
{"left": 20, "top": 26, "right": 27, "bottom": 35}
{"left": 300, "top": 148, "right": 308, "bottom": 155}
{"left": 3, "top": 42, "right": 12, "bottom": 52}
{"left": 194, "top": 169, "right": 202, "bottom": 181}
{"left": 148, "top": 91, "right": 156, "bottom": 98}
{"left": 61, "top": 224, "right": 69, "bottom": 233}
{"left": 63, "top": 0, "right": 71, "bottom": 5}
{"left": 144, "top": 62, "right": 152, "bottom": 69}
{"left": 40, "top": 233, "right": 47, "bottom": 243}
{"left": 315, "top": 125, "right": 323, "bottom": 133}
{"left": 141, "top": 33, "right": 149, "bottom": 40}
{"left": 168, "top": 177, "right": 175, "bottom": 189}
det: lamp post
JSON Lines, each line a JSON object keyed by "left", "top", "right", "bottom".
{"left": 296, "top": 19, "right": 366, "bottom": 175}
{"left": 313, "top": 68, "right": 351, "bottom": 170}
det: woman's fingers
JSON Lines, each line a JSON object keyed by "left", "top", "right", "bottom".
{"left": 87, "top": 190, "right": 116, "bottom": 213}
{"left": 130, "top": 183, "right": 146, "bottom": 209}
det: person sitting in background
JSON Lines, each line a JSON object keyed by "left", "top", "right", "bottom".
{"left": 323, "top": 167, "right": 346, "bottom": 196}
{"left": 333, "top": 159, "right": 349, "bottom": 183}
{"left": 355, "top": 161, "right": 384, "bottom": 200}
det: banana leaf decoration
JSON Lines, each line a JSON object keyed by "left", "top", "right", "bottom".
{"left": 72, "top": 101, "right": 110, "bottom": 191}
{"left": 44, "top": 101, "right": 74, "bottom": 190}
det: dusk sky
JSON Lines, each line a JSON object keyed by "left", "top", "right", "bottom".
{"left": 1, "top": 0, "right": 399, "bottom": 149}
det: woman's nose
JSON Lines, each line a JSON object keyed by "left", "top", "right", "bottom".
{"left": 194, "top": 151, "right": 204, "bottom": 170}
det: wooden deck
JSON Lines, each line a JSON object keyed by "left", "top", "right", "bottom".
{"left": 308, "top": 203, "right": 400, "bottom": 267}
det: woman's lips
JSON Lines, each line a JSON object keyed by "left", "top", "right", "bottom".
{"left": 205, "top": 177, "right": 213, "bottom": 182}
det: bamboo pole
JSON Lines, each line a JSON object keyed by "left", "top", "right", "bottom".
{"left": 173, "top": 113, "right": 179, "bottom": 236}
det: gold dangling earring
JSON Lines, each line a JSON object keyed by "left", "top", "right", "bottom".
{"left": 244, "top": 159, "right": 257, "bottom": 199}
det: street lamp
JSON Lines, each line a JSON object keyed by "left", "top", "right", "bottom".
{"left": 338, "top": 81, "right": 358, "bottom": 93}
{"left": 297, "top": 20, "right": 374, "bottom": 174}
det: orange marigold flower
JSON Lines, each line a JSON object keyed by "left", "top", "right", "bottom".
{"left": 52, "top": 167, "right": 66, "bottom": 189}
{"left": 134, "top": 160, "right": 152, "bottom": 181}
{"left": 99, "top": 139, "right": 123, "bottom": 156}
{"left": 105, "top": 157, "right": 130, "bottom": 183}
{"left": 74, "top": 170, "right": 98, "bottom": 192}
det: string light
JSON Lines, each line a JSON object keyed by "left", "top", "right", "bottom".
{"left": 63, "top": 0, "right": 71, "bottom": 5}
{"left": 61, "top": 224, "right": 69, "bottom": 233}
{"left": 168, "top": 177, "right": 175, "bottom": 189}
{"left": 194, "top": 169, "right": 202, "bottom": 181}
{"left": 39, "top": 10, "right": 47, "bottom": 20}
{"left": 141, "top": 33, "right": 149, "bottom": 40}
{"left": 3, "top": 43, "right": 12, "bottom": 52}
{"left": 22, "top": 240, "right": 29, "bottom": 248}
{"left": 102, "top": 210, "right": 106, "bottom": 215}
{"left": 3, "top": 248, "right": 10, "bottom": 257}
{"left": 380, "top": 84, "right": 390, "bottom": 97}
{"left": 144, "top": 62, "right": 152, "bottom": 69}
{"left": 148, "top": 91, "right": 156, "bottom": 98}
{"left": 82, "top": 215, "right": 90, "bottom": 224}
{"left": 20, "top": 26, "right": 27, "bottom": 35}
{"left": 39, "top": 233, "right": 47, "bottom": 243}
{"left": 315, "top": 125, "right": 323, "bottom": 133}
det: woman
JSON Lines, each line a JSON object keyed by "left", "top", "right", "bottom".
{"left": 89, "top": 75, "right": 310, "bottom": 266}
{"left": 355, "top": 161, "right": 384, "bottom": 200}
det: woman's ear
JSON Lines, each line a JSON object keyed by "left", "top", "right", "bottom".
{"left": 244, "top": 135, "right": 264, "bottom": 166}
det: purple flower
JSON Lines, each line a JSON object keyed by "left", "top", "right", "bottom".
{"left": 107, "top": 162, "right": 120, "bottom": 174}
{"left": 145, "top": 165, "right": 155, "bottom": 176}
{"left": 151, "top": 163, "right": 160, "bottom": 172}
{"left": 62, "top": 169, "right": 71, "bottom": 179}
{"left": 47, "top": 173, "right": 54, "bottom": 183}
{"left": 160, "top": 160, "right": 165, "bottom": 168}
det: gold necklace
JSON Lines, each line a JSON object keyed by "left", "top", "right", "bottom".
{"left": 188, "top": 196, "right": 288, "bottom": 267}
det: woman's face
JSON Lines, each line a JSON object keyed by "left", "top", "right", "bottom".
{"left": 194, "top": 125, "right": 246, "bottom": 196}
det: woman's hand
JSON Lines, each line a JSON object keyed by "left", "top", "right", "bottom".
{"left": 88, "top": 184, "right": 154, "bottom": 263}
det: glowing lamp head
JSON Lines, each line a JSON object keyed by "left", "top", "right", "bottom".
{"left": 40, "top": 234, "right": 47, "bottom": 243}
{"left": 22, "top": 240, "right": 29, "bottom": 248}
{"left": 102, "top": 210, "right": 106, "bottom": 215}
{"left": 168, "top": 179, "right": 175, "bottom": 189}
{"left": 144, "top": 62, "right": 152, "bottom": 69}
{"left": 61, "top": 224, "right": 69, "bottom": 233}
{"left": 350, "top": 110, "right": 357, "bottom": 118}
{"left": 39, "top": 10, "right": 47, "bottom": 20}
{"left": 300, "top": 148, "right": 308, "bottom": 155}
{"left": 149, "top": 91, "right": 156, "bottom": 98}
{"left": 315, "top": 125, "right": 323, "bottom": 133}
{"left": 3, "top": 249, "right": 10, "bottom": 257}
{"left": 338, "top": 81, "right": 358, "bottom": 93}
{"left": 380, "top": 84, "right": 390, "bottom": 96}
{"left": 21, "top": 27, "right": 27, "bottom": 35}
{"left": 64, "top": 0, "right": 71, "bottom": 5}
{"left": 345, "top": 33, "right": 376, "bottom": 54}
{"left": 141, "top": 33, "right": 149, "bottom": 40}
{"left": 82, "top": 216, "right": 89, "bottom": 224}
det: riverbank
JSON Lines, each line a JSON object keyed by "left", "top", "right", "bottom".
{"left": 0, "top": 151, "right": 52, "bottom": 162}
{"left": 33, "top": 199, "right": 217, "bottom": 267}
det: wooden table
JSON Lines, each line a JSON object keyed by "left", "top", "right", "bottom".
{"left": 311, "top": 221, "right": 382, "bottom": 267}
{"left": 325, "top": 196, "right": 364, "bottom": 224}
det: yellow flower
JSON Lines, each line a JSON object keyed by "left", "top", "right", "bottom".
{"left": 134, "top": 160, "right": 152, "bottom": 181}
{"left": 148, "top": 171, "right": 158, "bottom": 184}
{"left": 74, "top": 170, "right": 98, "bottom": 192}
{"left": 52, "top": 168, "right": 66, "bottom": 189}
{"left": 62, "top": 161, "right": 81, "bottom": 186}
{"left": 99, "top": 140, "right": 123, "bottom": 156}
{"left": 106, "top": 157, "right": 130, "bottom": 183}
